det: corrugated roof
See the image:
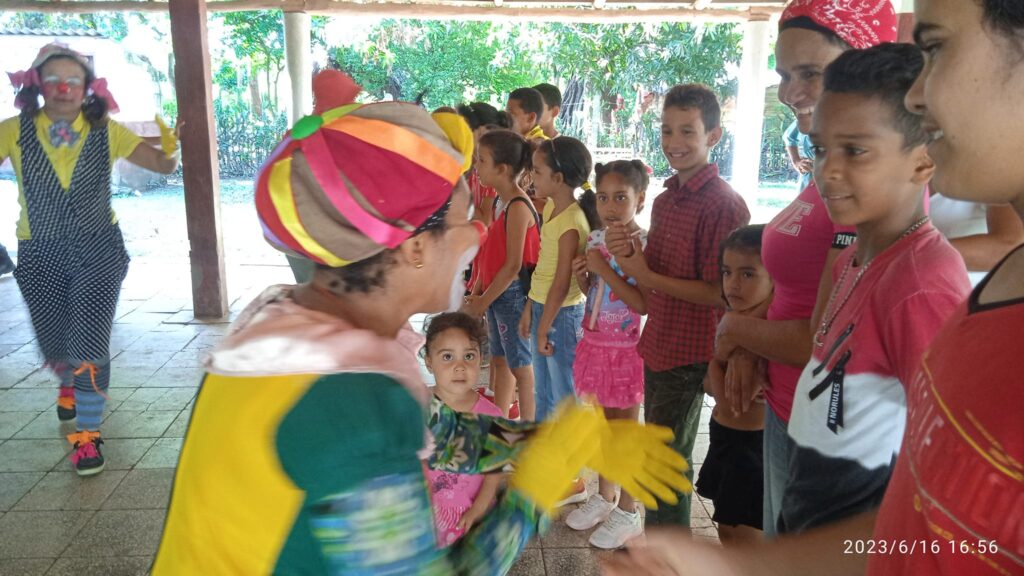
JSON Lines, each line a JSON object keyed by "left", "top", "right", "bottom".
{"left": 0, "top": 26, "right": 105, "bottom": 37}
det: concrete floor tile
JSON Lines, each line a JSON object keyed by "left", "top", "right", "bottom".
{"left": 136, "top": 438, "right": 182, "bottom": 469}
{"left": 0, "top": 412, "right": 36, "bottom": 440}
{"left": 11, "top": 370, "right": 58, "bottom": 390}
{"left": 0, "top": 360, "right": 37, "bottom": 389}
{"left": 101, "top": 469, "right": 174, "bottom": 510}
{"left": 691, "top": 432, "right": 710, "bottom": 465}
{"left": 508, "top": 548, "right": 545, "bottom": 576}
{"left": 161, "top": 349, "right": 207, "bottom": 368}
{"left": 0, "top": 440, "right": 69, "bottom": 473}
{"left": 120, "top": 388, "right": 196, "bottom": 413}
{"left": 12, "top": 413, "right": 76, "bottom": 440}
{"left": 87, "top": 439, "right": 156, "bottom": 472}
{"left": 543, "top": 548, "right": 601, "bottom": 576}
{"left": 61, "top": 510, "right": 165, "bottom": 558}
{"left": 107, "top": 367, "right": 159, "bottom": 389}
{"left": 13, "top": 471, "right": 128, "bottom": 512}
{"left": 0, "top": 472, "right": 44, "bottom": 511}
{"left": 143, "top": 368, "right": 203, "bottom": 388}
{"left": 0, "top": 390, "right": 55, "bottom": 412}
{"left": 540, "top": 518, "right": 593, "bottom": 549}
{"left": 99, "top": 411, "right": 175, "bottom": 439}
{"left": 0, "top": 558, "right": 53, "bottom": 576}
{"left": 0, "top": 510, "right": 93, "bottom": 558}
{"left": 162, "top": 410, "right": 191, "bottom": 437}
{"left": 46, "top": 556, "right": 151, "bottom": 576}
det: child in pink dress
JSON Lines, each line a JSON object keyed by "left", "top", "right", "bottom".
{"left": 423, "top": 312, "right": 504, "bottom": 547}
{"left": 566, "top": 160, "right": 650, "bottom": 550}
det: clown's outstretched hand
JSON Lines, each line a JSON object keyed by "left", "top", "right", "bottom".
{"left": 508, "top": 401, "right": 602, "bottom": 513}
{"left": 589, "top": 419, "right": 691, "bottom": 510}
{"left": 154, "top": 115, "right": 180, "bottom": 158}
{"left": 508, "top": 401, "right": 690, "bottom": 514}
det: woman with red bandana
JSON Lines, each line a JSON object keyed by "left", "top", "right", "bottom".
{"left": 711, "top": 0, "right": 897, "bottom": 538}
{"left": 0, "top": 43, "right": 179, "bottom": 476}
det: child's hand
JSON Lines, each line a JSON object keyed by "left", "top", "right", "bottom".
{"left": 604, "top": 224, "right": 636, "bottom": 258}
{"left": 537, "top": 332, "right": 554, "bottom": 357}
{"left": 518, "top": 305, "right": 532, "bottom": 339}
{"left": 462, "top": 295, "right": 486, "bottom": 318}
{"left": 457, "top": 504, "right": 486, "bottom": 532}
{"left": 614, "top": 236, "right": 648, "bottom": 280}
{"left": 585, "top": 248, "right": 610, "bottom": 274}
{"left": 572, "top": 255, "right": 588, "bottom": 278}
{"left": 724, "top": 350, "right": 763, "bottom": 415}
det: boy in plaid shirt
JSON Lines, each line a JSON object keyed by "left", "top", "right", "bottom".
{"left": 609, "top": 84, "right": 750, "bottom": 527}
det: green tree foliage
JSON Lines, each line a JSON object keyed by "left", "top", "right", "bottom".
{"left": 332, "top": 20, "right": 538, "bottom": 108}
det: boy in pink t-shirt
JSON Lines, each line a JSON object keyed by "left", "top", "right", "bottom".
{"left": 781, "top": 44, "right": 969, "bottom": 533}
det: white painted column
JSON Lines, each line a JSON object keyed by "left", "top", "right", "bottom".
{"left": 730, "top": 18, "right": 771, "bottom": 202}
{"left": 283, "top": 11, "right": 312, "bottom": 123}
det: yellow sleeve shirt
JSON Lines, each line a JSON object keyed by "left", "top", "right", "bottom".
{"left": 528, "top": 200, "right": 591, "bottom": 306}
{"left": 0, "top": 113, "right": 143, "bottom": 239}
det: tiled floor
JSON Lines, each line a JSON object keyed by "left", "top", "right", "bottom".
{"left": 0, "top": 257, "right": 718, "bottom": 575}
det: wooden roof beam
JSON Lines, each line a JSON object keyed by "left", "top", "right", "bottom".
{"left": 1, "top": 0, "right": 781, "bottom": 21}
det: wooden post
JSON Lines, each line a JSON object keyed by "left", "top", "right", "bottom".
{"left": 284, "top": 11, "right": 313, "bottom": 123}
{"left": 169, "top": 0, "right": 229, "bottom": 318}
{"left": 895, "top": 0, "right": 914, "bottom": 43}
{"left": 730, "top": 17, "right": 771, "bottom": 204}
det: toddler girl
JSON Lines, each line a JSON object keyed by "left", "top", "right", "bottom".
{"left": 423, "top": 312, "right": 503, "bottom": 547}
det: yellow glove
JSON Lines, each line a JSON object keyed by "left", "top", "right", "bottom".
{"left": 588, "top": 420, "right": 691, "bottom": 510}
{"left": 508, "top": 401, "right": 603, "bottom": 514}
{"left": 155, "top": 115, "right": 179, "bottom": 158}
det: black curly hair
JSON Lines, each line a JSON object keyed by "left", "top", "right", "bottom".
{"left": 423, "top": 311, "right": 489, "bottom": 357}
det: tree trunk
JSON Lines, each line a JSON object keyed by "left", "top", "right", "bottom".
{"left": 249, "top": 73, "right": 263, "bottom": 117}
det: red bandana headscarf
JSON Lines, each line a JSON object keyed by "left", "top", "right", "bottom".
{"left": 780, "top": 0, "right": 898, "bottom": 50}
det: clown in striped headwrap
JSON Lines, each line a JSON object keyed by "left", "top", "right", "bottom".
{"left": 154, "top": 71, "right": 690, "bottom": 576}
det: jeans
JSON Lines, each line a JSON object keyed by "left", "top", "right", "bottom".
{"left": 643, "top": 363, "right": 707, "bottom": 527}
{"left": 486, "top": 281, "right": 532, "bottom": 370}
{"left": 762, "top": 404, "right": 790, "bottom": 539}
{"left": 530, "top": 300, "right": 584, "bottom": 421}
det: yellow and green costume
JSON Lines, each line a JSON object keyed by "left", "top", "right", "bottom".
{"left": 153, "top": 287, "right": 543, "bottom": 575}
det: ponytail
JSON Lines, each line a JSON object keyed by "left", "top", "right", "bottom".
{"left": 578, "top": 188, "right": 602, "bottom": 231}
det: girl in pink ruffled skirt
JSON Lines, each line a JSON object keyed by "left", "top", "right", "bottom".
{"left": 566, "top": 160, "right": 651, "bottom": 549}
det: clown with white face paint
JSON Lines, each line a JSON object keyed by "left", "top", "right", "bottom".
{"left": 0, "top": 42, "right": 180, "bottom": 477}
{"left": 154, "top": 72, "right": 690, "bottom": 575}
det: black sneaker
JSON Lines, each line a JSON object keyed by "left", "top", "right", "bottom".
{"left": 57, "top": 388, "right": 76, "bottom": 421}
{"left": 68, "top": 431, "right": 105, "bottom": 476}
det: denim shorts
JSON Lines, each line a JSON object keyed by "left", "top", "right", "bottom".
{"left": 485, "top": 280, "right": 532, "bottom": 370}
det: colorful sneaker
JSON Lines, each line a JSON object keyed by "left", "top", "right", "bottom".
{"left": 508, "top": 400, "right": 520, "bottom": 420}
{"left": 555, "top": 478, "right": 588, "bottom": 507}
{"left": 67, "top": 431, "right": 105, "bottom": 476}
{"left": 589, "top": 507, "right": 643, "bottom": 550}
{"left": 57, "top": 387, "right": 76, "bottom": 421}
{"left": 565, "top": 493, "right": 616, "bottom": 530}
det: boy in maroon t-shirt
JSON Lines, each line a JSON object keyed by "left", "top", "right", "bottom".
{"left": 608, "top": 84, "right": 749, "bottom": 528}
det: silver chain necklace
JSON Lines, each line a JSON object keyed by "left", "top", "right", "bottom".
{"left": 813, "top": 216, "right": 931, "bottom": 348}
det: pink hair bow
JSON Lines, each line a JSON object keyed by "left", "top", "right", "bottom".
{"left": 7, "top": 69, "right": 40, "bottom": 108}
{"left": 89, "top": 77, "right": 120, "bottom": 114}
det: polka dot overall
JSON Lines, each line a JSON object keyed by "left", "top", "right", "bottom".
{"left": 12, "top": 114, "right": 130, "bottom": 432}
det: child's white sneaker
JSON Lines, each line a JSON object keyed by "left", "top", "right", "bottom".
{"left": 588, "top": 507, "right": 642, "bottom": 550}
{"left": 565, "top": 493, "right": 616, "bottom": 530}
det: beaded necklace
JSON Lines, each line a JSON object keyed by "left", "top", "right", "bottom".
{"left": 813, "top": 216, "right": 931, "bottom": 348}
